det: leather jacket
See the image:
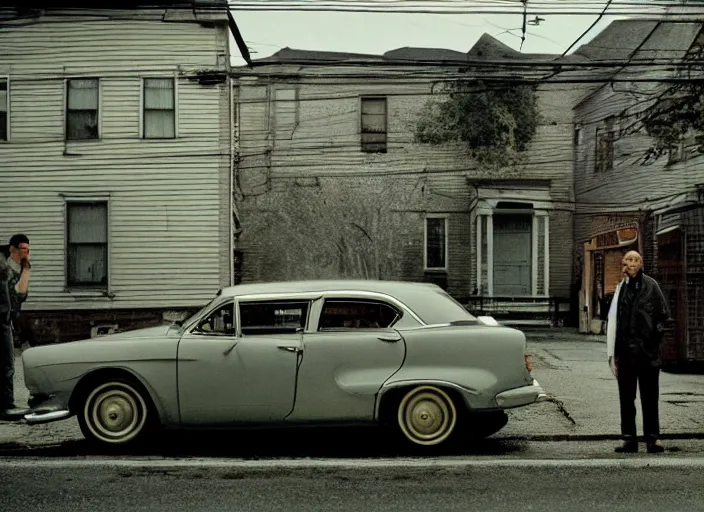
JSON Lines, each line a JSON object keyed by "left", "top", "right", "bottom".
{"left": 615, "top": 269, "right": 672, "bottom": 366}
{"left": 0, "top": 254, "right": 10, "bottom": 327}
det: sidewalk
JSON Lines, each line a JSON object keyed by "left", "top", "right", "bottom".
{"left": 501, "top": 335, "right": 704, "bottom": 439}
{"left": 2, "top": 333, "right": 703, "bottom": 447}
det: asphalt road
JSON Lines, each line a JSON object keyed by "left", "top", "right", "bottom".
{"left": 2, "top": 455, "right": 704, "bottom": 512}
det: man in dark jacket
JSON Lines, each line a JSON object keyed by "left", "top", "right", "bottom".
{"left": 0, "top": 234, "right": 31, "bottom": 418}
{"left": 0, "top": 248, "right": 20, "bottom": 416}
{"left": 611, "top": 250, "right": 671, "bottom": 454}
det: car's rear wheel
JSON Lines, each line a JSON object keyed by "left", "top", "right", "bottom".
{"left": 396, "top": 386, "right": 458, "bottom": 447}
{"left": 78, "top": 379, "right": 153, "bottom": 446}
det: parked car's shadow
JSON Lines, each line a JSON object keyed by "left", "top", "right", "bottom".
{"left": 0, "top": 427, "right": 525, "bottom": 458}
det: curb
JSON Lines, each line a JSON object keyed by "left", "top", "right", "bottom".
{"left": 498, "top": 433, "right": 704, "bottom": 442}
{"left": 2, "top": 433, "right": 704, "bottom": 454}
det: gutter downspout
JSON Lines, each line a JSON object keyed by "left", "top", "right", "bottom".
{"left": 229, "top": 74, "right": 234, "bottom": 287}
{"left": 222, "top": 14, "right": 235, "bottom": 287}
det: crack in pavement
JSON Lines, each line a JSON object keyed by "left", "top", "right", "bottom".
{"left": 545, "top": 395, "right": 578, "bottom": 425}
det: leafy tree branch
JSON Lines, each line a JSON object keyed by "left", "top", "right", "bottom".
{"left": 413, "top": 80, "right": 539, "bottom": 169}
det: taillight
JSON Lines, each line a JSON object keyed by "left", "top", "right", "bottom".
{"left": 525, "top": 353, "right": 533, "bottom": 373}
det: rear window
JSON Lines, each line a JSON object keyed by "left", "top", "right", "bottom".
{"left": 401, "top": 288, "right": 476, "bottom": 325}
{"left": 318, "top": 299, "right": 401, "bottom": 330}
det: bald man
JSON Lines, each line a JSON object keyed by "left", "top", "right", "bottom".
{"left": 608, "top": 250, "right": 671, "bottom": 454}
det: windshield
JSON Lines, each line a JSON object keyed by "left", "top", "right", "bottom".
{"left": 177, "top": 295, "right": 219, "bottom": 327}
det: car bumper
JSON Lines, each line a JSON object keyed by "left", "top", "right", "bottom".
{"left": 495, "top": 379, "right": 546, "bottom": 409}
{"left": 22, "top": 393, "right": 72, "bottom": 425}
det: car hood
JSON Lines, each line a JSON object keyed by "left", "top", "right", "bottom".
{"left": 84, "top": 325, "right": 179, "bottom": 342}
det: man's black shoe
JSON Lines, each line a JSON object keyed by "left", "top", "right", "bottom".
{"left": 1, "top": 407, "right": 29, "bottom": 420}
{"left": 614, "top": 441, "right": 638, "bottom": 453}
{"left": 647, "top": 440, "right": 665, "bottom": 454}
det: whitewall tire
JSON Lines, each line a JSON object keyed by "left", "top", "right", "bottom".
{"left": 397, "top": 386, "right": 458, "bottom": 446}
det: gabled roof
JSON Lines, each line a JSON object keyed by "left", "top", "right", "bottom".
{"left": 0, "top": 0, "right": 228, "bottom": 7}
{"left": 0, "top": 0, "right": 252, "bottom": 64}
{"left": 573, "top": 19, "right": 704, "bottom": 109}
{"left": 253, "top": 47, "right": 382, "bottom": 64}
{"left": 383, "top": 46, "right": 470, "bottom": 62}
{"left": 248, "top": 32, "right": 568, "bottom": 68}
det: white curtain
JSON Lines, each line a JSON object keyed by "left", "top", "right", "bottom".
{"left": 144, "top": 78, "right": 175, "bottom": 138}
{"left": 68, "top": 203, "right": 108, "bottom": 285}
{"left": 0, "top": 81, "right": 7, "bottom": 141}
{"left": 67, "top": 79, "right": 99, "bottom": 139}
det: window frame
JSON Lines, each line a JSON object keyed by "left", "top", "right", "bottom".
{"left": 64, "top": 197, "right": 110, "bottom": 291}
{"left": 274, "top": 87, "right": 299, "bottom": 131}
{"left": 424, "top": 214, "right": 449, "bottom": 271}
{"left": 236, "top": 299, "right": 312, "bottom": 336}
{"left": 360, "top": 95, "right": 388, "bottom": 153}
{"left": 141, "top": 76, "right": 178, "bottom": 140}
{"left": 594, "top": 117, "right": 615, "bottom": 173}
{"left": 0, "top": 76, "right": 9, "bottom": 142}
{"left": 65, "top": 78, "right": 101, "bottom": 141}
{"left": 317, "top": 298, "right": 402, "bottom": 331}
{"left": 192, "top": 300, "right": 237, "bottom": 337}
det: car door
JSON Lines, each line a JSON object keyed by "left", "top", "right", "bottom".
{"left": 286, "top": 296, "right": 407, "bottom": 423}
{"left": 176, "top": 298, "right": 308, "bottom": 427}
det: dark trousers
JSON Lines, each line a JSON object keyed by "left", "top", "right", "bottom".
{"left": 616, "top": 356, "right": 660, "bottom": 442}
{"left": 0, "top": 323, "right": 14, "bottom": 409}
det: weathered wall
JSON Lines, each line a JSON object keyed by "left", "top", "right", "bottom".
{"left": 0, "top": 11, "right": 232, "bottom": 314}
{"left": 235, "top": 68, "right": 588, "bottom": 300}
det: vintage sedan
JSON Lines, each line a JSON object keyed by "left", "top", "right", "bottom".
{"left": 21, "top": 280, "right": 545, "bottom": 448}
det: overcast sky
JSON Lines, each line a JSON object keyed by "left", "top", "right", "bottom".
{"left": 228, "top": 9, "right": 638, "bottom": 65}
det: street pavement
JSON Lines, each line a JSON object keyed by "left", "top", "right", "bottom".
{"left": 2, "top": 329, "right": 704, "bottom": 511}
{"left": 2, "top": 454, "right": 704, "bottom": 511}
{"left": 1, "top": 328, "right": 703, "bottom": 452}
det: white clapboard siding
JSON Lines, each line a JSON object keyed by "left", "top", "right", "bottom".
{"left": 0, "top": 10, "right": 232, "bottom": 311}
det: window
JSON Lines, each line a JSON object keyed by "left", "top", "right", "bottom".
{"left": 275, "top": 88, "right": 297, "bottom": 131}
{"left": 361, "top": 96, "right": 387, "bottom": 153}
{"left": 143, "top": 78, "right": 175, "bottom": 139}
{"left": 0, "top": 78, "right": 7, "bottom": 141}
{"left": 595, "top": 117, "right": 615, "bottom": 172}
{"left": 318, "top": 300, "right": 401, "bottom": 330}
{"left": 66, "top": 79, "right": 99, "bottom": 140}
{"left": 573, "top": 124, "right": 582, "bottom": 146}
{"left": 66, "top": 201, "right": 108, "bottom": 288}
{"left": 425, "top": 216, "right": 448, "bottom": 270}
{"left": 239, "top": 301, "right": 309, "bottom": 335}
{"left": 196, "top": 302, "right": 235, "bottom": 335}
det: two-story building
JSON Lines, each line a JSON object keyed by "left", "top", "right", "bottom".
{"left": 0, "top": 1, "right": 250, "bottom": 343}
{"left": 232, "top": 34, "right": 597, "bottom": 325}
{"left": 573, "top": 20, "right": 704, "bottom": 363}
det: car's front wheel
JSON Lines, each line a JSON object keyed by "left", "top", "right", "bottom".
{"left": 78, "top": 379, "right": 154, "bottom": 447}
{"left": 396, "top": 385, "right": 458, "bottom": 447}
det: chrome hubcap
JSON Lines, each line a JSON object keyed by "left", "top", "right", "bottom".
{"left": 398, "top": 386, "right": 457, "bottom": 446}
{"left": 96, "top": 391, "right": 136, "bottom": 434}
{"left": 84, "top": 382, "right": 147, "bottom": 444}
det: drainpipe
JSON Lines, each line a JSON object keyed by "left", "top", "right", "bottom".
{"left": 229, "top": 74, "right": 234, "bottom": 287}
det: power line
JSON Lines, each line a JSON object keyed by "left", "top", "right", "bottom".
{"left": 560, "top": 0, "right": 614, "bottom": 57}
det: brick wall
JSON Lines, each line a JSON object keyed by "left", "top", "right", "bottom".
{"left": 16, "top": 307, "right": 201, "bottom": 346}
{"left": 235, "top": 68, "right": 588, "bottom": 303}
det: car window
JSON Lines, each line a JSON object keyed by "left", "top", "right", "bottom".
{"left": 318, "top": 300, "right": 401, "bottom": 330}
{"left": 239, "top": 301, "right": 309, "bottom": 335}
{"left": 195, "top": 302, "right": 235, "bottom": 336}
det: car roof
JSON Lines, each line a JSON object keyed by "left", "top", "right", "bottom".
{"left": 218, "top": 280, "right": 476, "bottom": 324}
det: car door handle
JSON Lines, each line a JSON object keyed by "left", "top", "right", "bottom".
{"left": 223, "top": 341, "right": 239, "bottom": 355}
{"left": 378, "top": 335, "right": 401, "bottom": 343}
{"left": 277, "top": 344, "right": 300, "bottom": 353}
